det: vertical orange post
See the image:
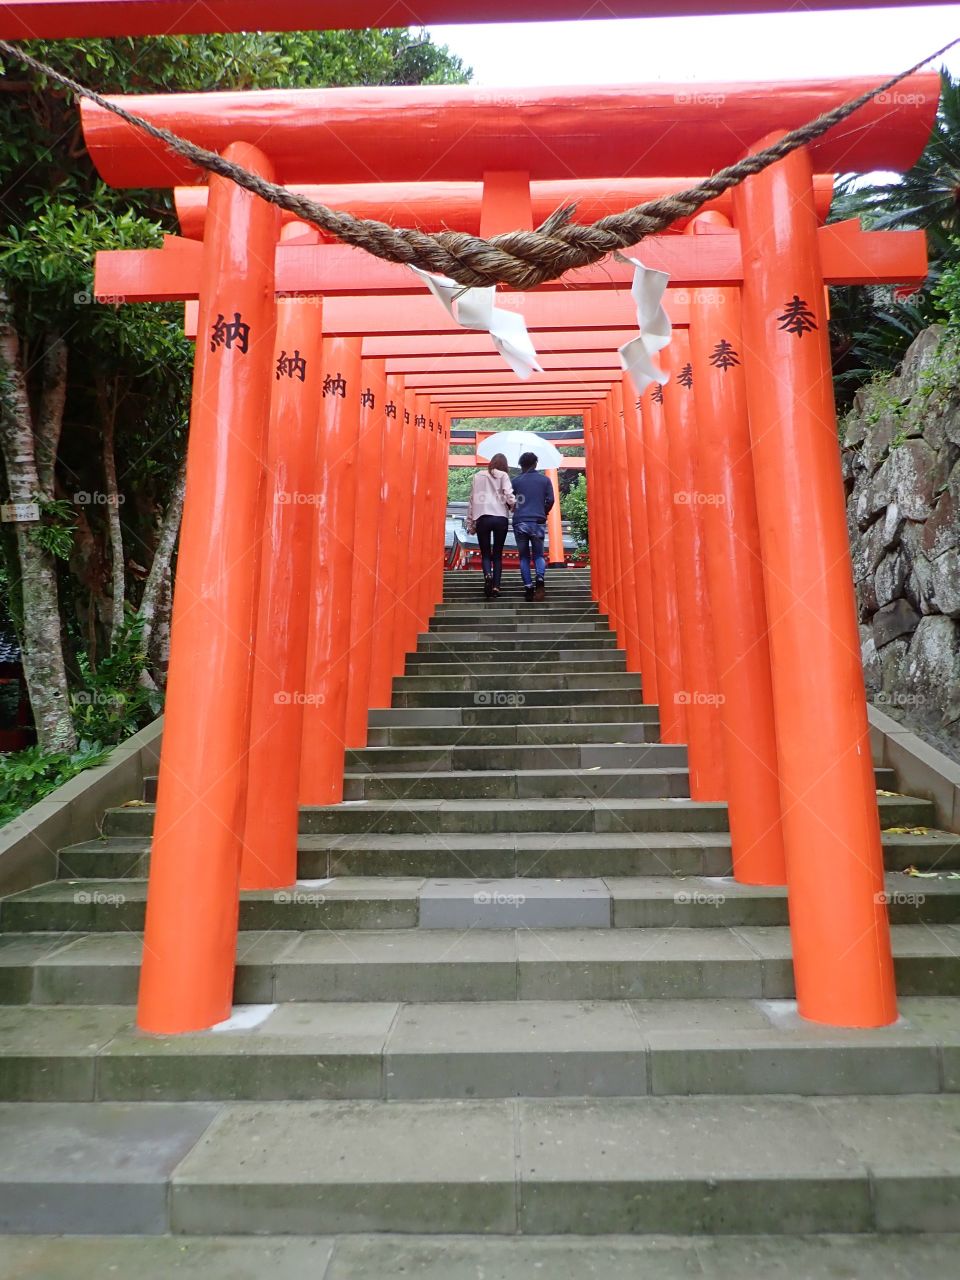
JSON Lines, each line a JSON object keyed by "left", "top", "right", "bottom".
{"left": 608, "top": 382, "right": 642, "bottom": 672}
{"left": 639, "top": 386, "right": 686, "bottom": 744}
{"left": 733, "top": 137, "right": 895, "bottom": 1026}
{"left": 687, "top": 213, "right": 785, "bottom": 884}
{"left": 621, "top": 375, "right": 658, "bottom": 703}
{"left": 432, "top": 412, "right": 450, "bottom": 607}
{"left": 593, "top": 407, "right": 619, "bottom": 633}
{"left": 395, "top": 387, "right": 422, "bottom": 667}
{"left": 662, "top": 333, "right": 726, "bottom": 800}
{"left": 299, "top": 334, "right": 362, "bottom": 806}
{"left": 137, "top": 144, "right": 279, "bottom": 1033}
{"left": 369, "top": 372, "right": 406, "bottom": 708}
{"left": 344, "top": 356, "right": 387, "bottom": 747}
{"left": 413, "top": 394, "right": 435, "bottom": 637}
{"left": 240, "top": 224, "right": 324, "bottom": 891}
{"left": 603, "top": 396, "right": 627, "bottom": 650}
{"left": 583, "top": 408, "right": 607, "bottom": 610}
{"left": 545, "top": 468, "right": 564, "bottom": 567}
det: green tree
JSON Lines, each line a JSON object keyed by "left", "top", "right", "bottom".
{"left": 561, "top": 474, "right": 589, "bottom": 551}
{"left": 0, "top": 30, "right": 469, "bottom": 752}
{"left": 828, "top": 68, "right": 960, "bottom": 405}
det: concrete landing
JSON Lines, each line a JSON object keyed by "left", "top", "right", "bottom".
{"left": 2, "top": 1234, "right": 960, "bottom": 1279}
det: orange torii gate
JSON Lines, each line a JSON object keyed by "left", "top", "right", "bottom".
{"left": 81, "top": 74, "right": 934, "bottom": 1037}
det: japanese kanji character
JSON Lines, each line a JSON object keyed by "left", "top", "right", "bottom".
{"left": 210, "top": 311, "right": 250, "bottom": 354}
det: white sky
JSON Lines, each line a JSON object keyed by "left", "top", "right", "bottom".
{"left": 428, "top": 5, "right": 960, "bottom": 86}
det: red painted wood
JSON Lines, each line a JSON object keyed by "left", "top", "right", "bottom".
{"left": 81, "top": 75, "right": 937, "bottom": 187}
{"left": 4, "top": 1, "right": 947, "bottom": 38}
{"left": 176, "top": 177, "right": 835, "bottom": 240}
{"left": 95, "top": 223, "right": 926, "bottom": 304}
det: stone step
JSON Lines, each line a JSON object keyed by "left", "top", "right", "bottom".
{"left": 430, "top": 613, "right": 605, "bottom": 628}
{"left": 341, "top": 767, "right": 692, "bottom": 802}
{"left": 1, "top": 996, "right": 958, "bottom": 1103}
{"left": 346, "top": 743, "right": 689, "bottom": 773}
{"left": 392, "top": 687, "right": 645, "bottom": 709}
{"left": 34, "top": 867, "right": 949, "bottom": 936}
{"left": 393, "top": 672, "right": 641, "bottom": 693}
{"left": 101, "top": 794, "right": 937, "bottom": 839}
{"left": 367, "top": 702, "right": 660, "bottom": 727}
{"left": 3, "top": 924, "right": 957, "bottom": 1006}
{"left": 405, "top": 657, "right": 628, "bottom": 676}
{"left": 1, "top": 1094, "right": 957, "bottom": 1234}
{"left": 53, "top": 830, "right": 960, "bottom": 881}
{"left": 2, "top": 1233, "right": 957, "bottom": 1278}
{"left": 440, "top": 589, "right": 595, "bottom": 601}
{"left": 341, "top": 765, "right": 899, "bottom": 800}
{"left": 433, "top": 601, "right": 600, "bottom": 614}
{"left": 430, "top": 621, "right": 608, "bottom": 635}
{"left": 412, "top": 636, "right": 619, "bottom": 653}
{"left": 365, "top": 721, "right": 662, "bottom": 747}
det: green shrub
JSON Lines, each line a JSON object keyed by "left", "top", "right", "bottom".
{"left": 0, "top": 742, "right": 110, "bottom": 828}
{"left": 71, "top": 610, "right": 161, "bottom": 746}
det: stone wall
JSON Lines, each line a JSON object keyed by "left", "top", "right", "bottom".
{"left": 842, "top": 325, "right": 960, "bottom": 754}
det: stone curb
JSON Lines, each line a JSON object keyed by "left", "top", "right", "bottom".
{"left": 868, "top": 703, "right": 960, "bottom": 832}
{"left": 0, "top": 717, "right": 163, "bottom": 897}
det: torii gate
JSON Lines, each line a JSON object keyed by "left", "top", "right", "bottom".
{"left": 79, "top": 72, "right": 935, "bottom": 1038}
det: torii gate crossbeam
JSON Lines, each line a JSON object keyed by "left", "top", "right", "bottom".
{"left": 0, "top": 1, "right": 949, "bottom": 38}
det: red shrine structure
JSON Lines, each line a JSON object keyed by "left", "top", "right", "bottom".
{"left": 0, "top": 2, "right": 939, "bottom": 1038}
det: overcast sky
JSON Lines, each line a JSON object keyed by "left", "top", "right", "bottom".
{"left": 428, "top": 5, "right": 960, "bottom": 86}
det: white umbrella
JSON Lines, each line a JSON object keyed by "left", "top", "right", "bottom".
{"left": 476, "top": 431, "right": 564, "bottom": 470}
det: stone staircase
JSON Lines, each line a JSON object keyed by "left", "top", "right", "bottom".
{"left": 1, "top": 567, "right": 960, "bottom": 1273}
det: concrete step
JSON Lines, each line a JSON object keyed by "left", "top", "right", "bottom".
{"left": 433, "top": 602, "right": 600, "bottom": 615}
{"left": 412, "top": 637, "right": 616, "bottom": 655}
{"left": 1, "top": 1094, "right": 957, "bottom": 1234}
{"left": 101, "top": 794, "right": 937, "bottom": 838}
{"left": 430, "top": 621, "right": 608, "bottom": 635}
{"left": 430, "top": 613, "right": 605, "bottom": 628}
{"left": 364, "top": 721, "right": 662, "bottom": 747}
{"left": 392, "top": 688, "right": 645, "bottom": 709}
{"left": 346, "top": 743, "right": 689, "bottom": 773}
{"left": 24, "top": 867, "right": 948, "bottom": 935}
{"left": 405, "top": 658, "right": 629, "bottom": 676}
{"left": 440, "top": 590, "right": 596, "bottom": 601}
{"left": 341, "top": 767, "right": 692, "bottom": 802}
{"left": 1, "top": 996, "right": 959, "bottom": 1103}
{"left": 53, "top": 829, "right": 960, "bottom": 881}
{"left": 367, "top": 702, "right": 660, "bottom": 727}
{"left": 3, "top": 924, "right": 957, "bottom": 1006}
{"left": 392, "top": 672, "right": 642, "bottom": 693}
{"left": 3, "top": 1233, "right": 957, "bottom": 1278}
{"left": 341, "top": 766, "right": 899, "bottom": 801}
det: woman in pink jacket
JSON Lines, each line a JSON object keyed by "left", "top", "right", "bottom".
{"left": 466, "top": 453, "right": 516, "bottom": 598}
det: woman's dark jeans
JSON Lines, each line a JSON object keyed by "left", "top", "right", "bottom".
{"left": 475, "top": 515, "right": 509, "bottom": 587}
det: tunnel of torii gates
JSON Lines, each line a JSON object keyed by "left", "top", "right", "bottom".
{"left": 81, "top": 72, "right": 935, "bottom": 1036}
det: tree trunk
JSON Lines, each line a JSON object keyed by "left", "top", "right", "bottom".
{"left": 36, "top": 334, "right": 66, "bottom": 501}
{"left": 0, "top": 296, "right": 76, "bottom": 753}
{"left": 138, "top": 456, "right": 186, "bottom": 675}
{"left": 97, "top": 375, "right": 126, "bottom": 643}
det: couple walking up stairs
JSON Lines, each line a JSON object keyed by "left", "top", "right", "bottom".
{"left": 0, "top": 569, "right": 959, "bottom": 1273}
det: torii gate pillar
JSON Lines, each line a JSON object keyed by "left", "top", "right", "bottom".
{"left": 734, "top": 138, "right": 896, "bottom": 1026}
{"left": 138, "top": 144, "right": 279, "bottom": 1034}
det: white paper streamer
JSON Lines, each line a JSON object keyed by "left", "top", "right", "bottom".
{"left": 618, "top": 257, "right": 672, "bottom": 393}
{"left": 410, "top": 266, "right": 543, "bottom": 380}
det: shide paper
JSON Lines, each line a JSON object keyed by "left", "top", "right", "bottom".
{"left": 619, "top": 257, "right": 672, "bottom": 393}
{"left": 410, "top": 266, "right": 543, "bottom": 380}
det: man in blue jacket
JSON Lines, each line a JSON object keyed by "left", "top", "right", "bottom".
{"left": 511, "top": 451, "right": 555, "bottom": 602}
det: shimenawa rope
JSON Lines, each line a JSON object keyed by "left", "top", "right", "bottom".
{"left": 0, "top": 35, "right": 956, "bottom": 290}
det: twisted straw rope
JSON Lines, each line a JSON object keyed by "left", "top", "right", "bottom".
{"left": 0, "top": 36, "right": 956, "bottom": 289}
